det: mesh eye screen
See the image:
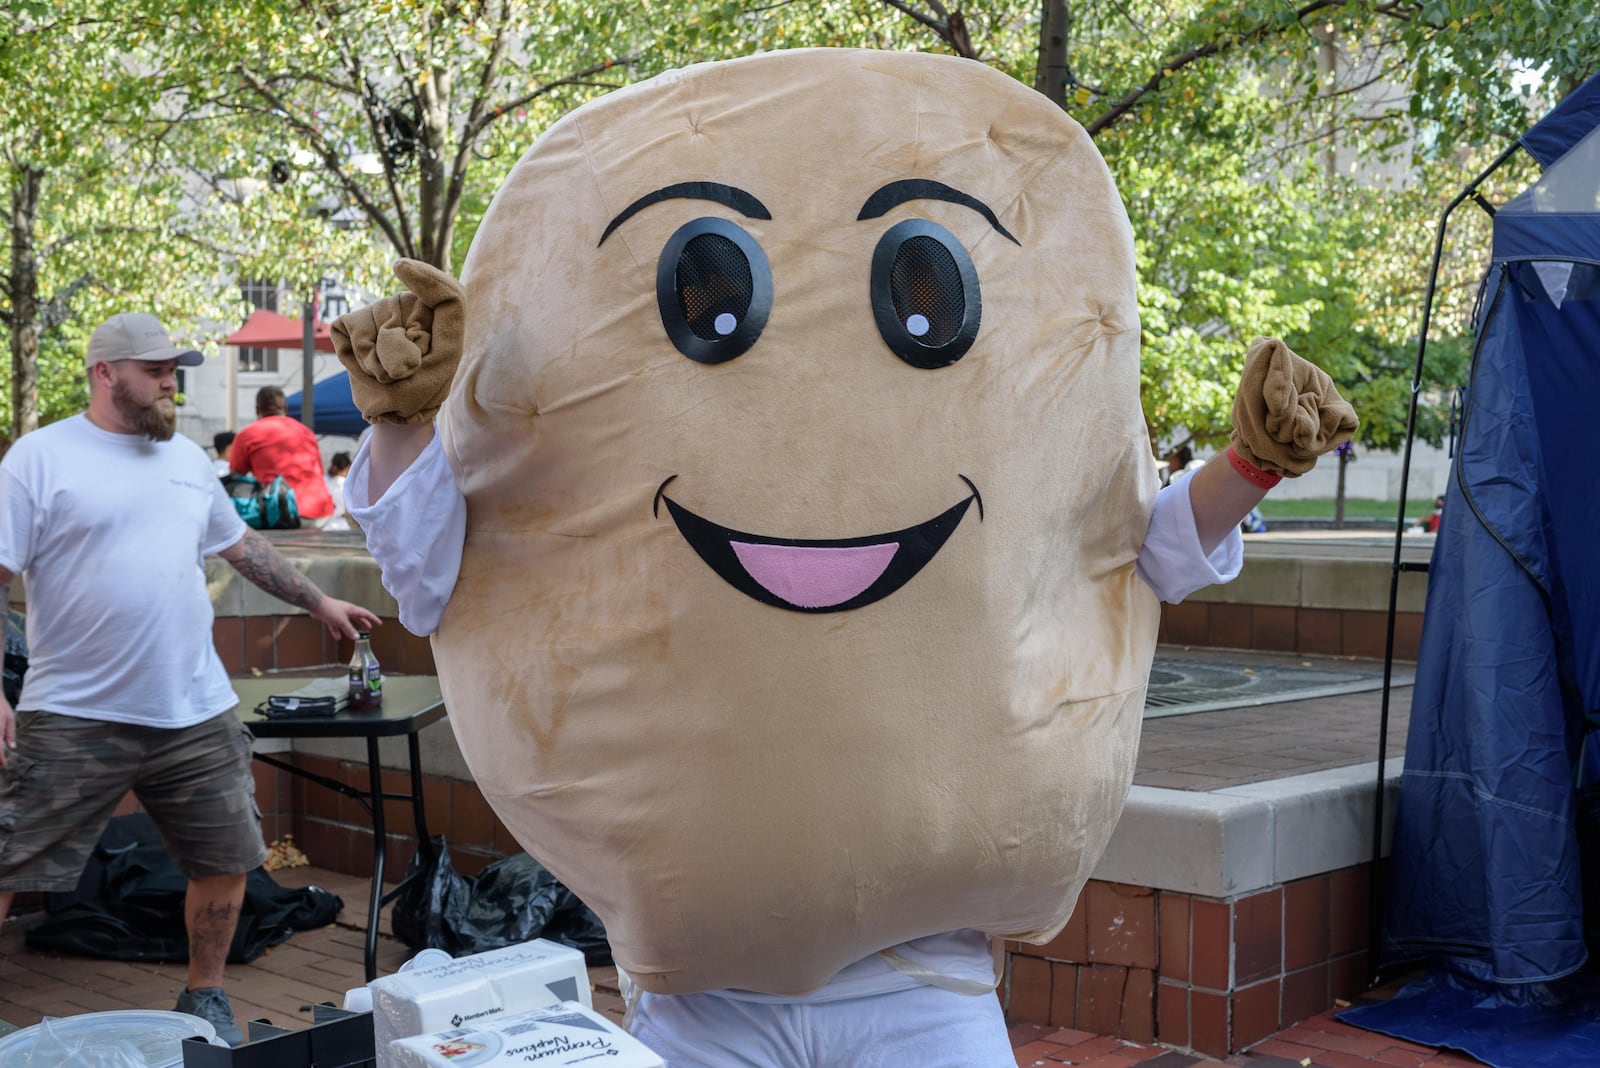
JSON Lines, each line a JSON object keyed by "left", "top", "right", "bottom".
{"left": 890, "top": 237, "right": 965, "bottom": 345}
{"left": 678, "top": 234, "right": 753, "bottom": 341}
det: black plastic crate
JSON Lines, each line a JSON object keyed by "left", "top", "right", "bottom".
{"left": 181, "top": 1004, "right": 374, "bottom": 1068}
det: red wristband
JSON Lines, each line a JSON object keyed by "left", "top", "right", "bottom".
{"left": 1227, "top": 445, "right": 1283, "bottom": 489}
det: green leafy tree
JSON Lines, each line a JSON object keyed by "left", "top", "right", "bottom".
{"left": 9, "top": 0, "right": 1595, "bottom": 463}
{"left": 1, "top": 5, "right": 234, "bottom": 441}
{"left": 847, "top": 0, "right": 1593, "bottom": 457}
{"left": 146, "top": 0, "right": 742, "bottom": 278}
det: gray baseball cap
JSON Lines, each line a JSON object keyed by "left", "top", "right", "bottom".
{"left": 85, "top": 313, "right": 204, "bottom": 369}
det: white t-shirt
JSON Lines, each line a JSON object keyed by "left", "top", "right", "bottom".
{"left": 324, "top": 473, "right": 352, "bottom": 532}
{"left": 0, "top": 415, "right": 247, "bottom": 727}
{"left": 346, "top": 434, "right": 1242, "bottom": 1001}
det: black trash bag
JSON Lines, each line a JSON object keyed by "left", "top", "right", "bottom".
{"left": 23, "top": 812, "right": 342, "bottom": 964}
{"left": 3, "top": 609, "right": 25, "bottom": 708}
{"left": 391, "top": 835, "right": 611, "bottom": 965}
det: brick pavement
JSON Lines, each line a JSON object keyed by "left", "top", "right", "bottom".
{"left": 0, "top": 865, "right": 629, "bottom": 1040}
{"left": 1006, "top": 1014, "right": 1489, "bottom": 1067}
{"left": 0, "top": 862, "right": 1483, "bottom": 1066}
{"left": 1134, "top": 647, "right": 1412, "bottom": 793}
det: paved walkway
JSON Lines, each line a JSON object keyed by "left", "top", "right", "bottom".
{"left": 1007, "top": 1015, "right": 1488, "bottom": 1067}
{"left": 1135, "top": 645, "right": 1411, "bottom": 792}
{"left": 0, "top": 863, "right": 1484, "bottom": 1067}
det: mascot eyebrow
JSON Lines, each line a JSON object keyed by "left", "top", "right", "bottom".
{"left": 596, "top": 178, "right": 1019, "bottom": 247}
{"left": 598, "top": 182, "right": 771, "bottom": 247}
{"left": 858, "top": 179, "right": 1020, "bottom": 246}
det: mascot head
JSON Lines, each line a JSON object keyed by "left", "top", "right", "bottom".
{"left": 434, "top": 48, "right": 1159, "bottom": 995}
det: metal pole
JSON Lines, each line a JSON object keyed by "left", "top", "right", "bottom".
{"left": 301, "top": 297, "right": 315, "bottom": 432}
{"left": 1367, "top": 137, "right": 1524, "bottom": 985}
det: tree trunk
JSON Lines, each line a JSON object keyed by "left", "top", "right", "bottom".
{"left": 8, "top": 166, "right": 42, "bottom": 444}
{"left": 1335, "top": 448, "right": 1348, "bottom": 529}
{"left": 417, "top": 67, "right": 453, "bottom": 272}
{"left": 1034, "top": 0, "right": 1072, "bottom": 109}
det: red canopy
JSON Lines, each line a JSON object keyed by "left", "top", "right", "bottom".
{"left": 223, "top": 309, "right": 336, "bottom": 353}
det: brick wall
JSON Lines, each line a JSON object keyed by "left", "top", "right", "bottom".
{"left": 1160, "top": 603, "right": 1423, "bottom": 661}
{"left": 1004, "top": 867, "right": 1376, "bottom": 1059}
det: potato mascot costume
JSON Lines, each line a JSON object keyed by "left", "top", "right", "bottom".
{"left": 335, "top": 49, "right": 1352, "bottom": 1002}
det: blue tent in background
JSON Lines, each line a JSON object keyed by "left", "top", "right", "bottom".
{"left": 1344, "top": 73, "right": 1600, "bottom": 1068}
{"left": 285, "top": 372, "right": 366, "bottom": 437}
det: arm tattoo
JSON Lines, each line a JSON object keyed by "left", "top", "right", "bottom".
{"left": 226, "top": 531, "right": 324, "bottom": 611}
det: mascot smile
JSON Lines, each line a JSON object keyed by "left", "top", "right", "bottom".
{"left": 654, "top": 475, "right": 981, "bottom": 612}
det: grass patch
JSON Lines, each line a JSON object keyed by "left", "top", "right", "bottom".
{"left": 1258, "top": 497, "right": 1432, "bottom": 520}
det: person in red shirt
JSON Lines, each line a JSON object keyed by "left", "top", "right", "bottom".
{"left": 229, "top": 387, "right": 335, "bottom": 524}
{"left": 1422, "top": 495, "right": 1445, "bottom": 533}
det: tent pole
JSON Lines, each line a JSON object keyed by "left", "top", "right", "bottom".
{"left": 1367, "top": 138, "right": 1524, "bottom": 986}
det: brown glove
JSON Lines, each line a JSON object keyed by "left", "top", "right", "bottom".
{"left": 1229, "top": 337, "right": 1358, "bottom": 477}
{"left": 330, "top": 259, "right": 465, "bottom": 425}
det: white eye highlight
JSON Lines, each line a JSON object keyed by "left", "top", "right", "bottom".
{"left": 905, "top": 314, "right": 930, "bottom": 337}
{"left": 714, "top": 312, "right": 738, "bottom": 336}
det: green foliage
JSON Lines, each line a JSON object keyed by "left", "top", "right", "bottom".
{"left": 1, "top": 3, "right": 241, "bottom": 438}
{"left": 951, "top": 0, "right": 1598, "bottom": 454}
{"left": 5, "top": 0, "right": 1597, "bottom": 457}
{"left": 1257, "top": 496, "right": 1432, "bottom": 520}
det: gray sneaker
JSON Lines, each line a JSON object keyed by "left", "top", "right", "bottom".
{"left": 174, "top": 986, "right": 245, "bottom": 1046}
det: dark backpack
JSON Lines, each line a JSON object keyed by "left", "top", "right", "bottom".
{"left": 221, "top": 473, "right": 301, "bottom": 530}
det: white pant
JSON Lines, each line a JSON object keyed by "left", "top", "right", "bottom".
{"left": 631, "top": 985, "right": 1014, "bottom": 1068}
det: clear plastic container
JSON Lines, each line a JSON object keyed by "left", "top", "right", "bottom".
{"left": 0, "top": 1010, "right": 220, "bottom": 1067}
{"left": 397, "top": 947, "right": 453, "bottom": 973}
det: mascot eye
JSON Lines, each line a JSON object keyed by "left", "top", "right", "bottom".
{"left": 656, "top": 217, "right": 773, "bottom": 364}
{"left": 869, "top": 219, "right": 981, "bottom": 369}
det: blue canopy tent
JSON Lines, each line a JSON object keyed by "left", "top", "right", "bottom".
{"left": 285, "top": 372, "right": 366, "bottom": 438}
{"left": 1344, "top": 73, "right": 1600, "bottom": 1068}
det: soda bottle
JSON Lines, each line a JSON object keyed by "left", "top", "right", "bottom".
{"left": 347, "top": 630, "right": 383, "bottom": 710}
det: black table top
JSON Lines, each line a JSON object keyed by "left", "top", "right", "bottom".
{"left": 235, "top": 674, "right": 446, "bottom": 738}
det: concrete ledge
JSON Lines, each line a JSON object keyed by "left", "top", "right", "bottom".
{"left": 1093, "top": 760, "right": 1401, "bottom": 898}
{"left": 1189, "top": 542, "right": 1431, "bottom": 613}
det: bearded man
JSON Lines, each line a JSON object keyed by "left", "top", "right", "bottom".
{"left": 0, "top": 312, "right": 382, "bottom": 1045}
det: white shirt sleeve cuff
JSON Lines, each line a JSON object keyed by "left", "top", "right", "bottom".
{"left": 348, "top": 434, "right": 466, "bottom": 636}
{"left": 1135, "top": 474, "right": 1243, "bottom": 604}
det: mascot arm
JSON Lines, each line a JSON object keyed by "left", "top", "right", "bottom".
{"left": 1139, "top": 338, "right": 1356, "bottom": 602}
{"left": 1228, "top": 337, "right": 1357, "bottom": 480}
{"left": 1199, "top": 337, "right": 1357, "bottom": 549}
{"left": 332, "top": 258, "right": 470, "bottom": 636}
{"left": 346, "top": 432, "right": 466, "bottom": 636}
{"left": 1183, "top": 455, "right": 1277, "bottom": 554}
{"left": 1138, "top": 478, "right": 1244, "bottom": 604}
{"left": 330, "top": 258, "right": 465, "bottom": 428}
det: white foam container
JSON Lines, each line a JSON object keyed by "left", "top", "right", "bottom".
{"left": 385, "top": 1001, "right": 663, "bottom": 1068}
{"left": 369, "top": 939, "right": 590, "bottom": 1066}
{"left": 0, "top": 1010, "right": 221, "bottom": 1068}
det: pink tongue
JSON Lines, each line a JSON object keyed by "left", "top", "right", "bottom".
{"left": 730, "top": 541, "right": 900, "bottom": 609}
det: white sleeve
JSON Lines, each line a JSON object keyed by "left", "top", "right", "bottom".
{"left": 0, "top": 461, "right": 36, "bottom": 576}
{"left": 347, "top": 434, "right": 466, "bottom": 636}
{"left": 1135, "top": 473, "right": 1243, "bottom": 604}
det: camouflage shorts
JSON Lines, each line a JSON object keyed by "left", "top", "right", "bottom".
{"left": 0, "top": 708, "right": 268, "bottom": 891}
